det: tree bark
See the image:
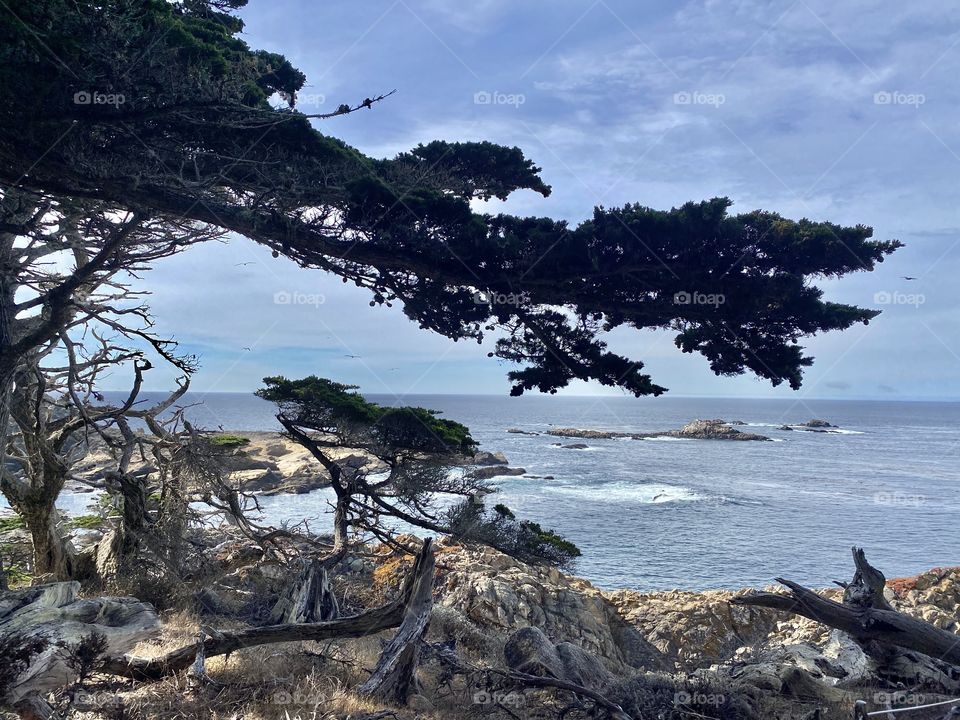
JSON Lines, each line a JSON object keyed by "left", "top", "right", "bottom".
{"left": 269, "top": 558, "right": 339, "bottom": 624}
{"left": 358, "top": 544, "right": 436, "bottom": 703}
{"left": 22, "top": 503, "right": 73, "bottom": 581}
{"left": 101, "top": 538, "right": 435, "bottom": 681}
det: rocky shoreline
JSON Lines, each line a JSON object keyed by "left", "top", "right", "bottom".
{"left": 62, "top": 416, "right": 845, "bottom": 498}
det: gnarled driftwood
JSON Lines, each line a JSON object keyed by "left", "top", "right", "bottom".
{"left": 733, "top": 547, "right": 960, "bottom": 691}
{"left": 101, "top": 538, "right": 435, "bottom": 680}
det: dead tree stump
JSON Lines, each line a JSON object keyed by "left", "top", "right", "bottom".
{"left": 269, "top": 558, "right": 339, "bottom": 624}
{"left": 358, "top": 539, "right": 435, "bottom": 704}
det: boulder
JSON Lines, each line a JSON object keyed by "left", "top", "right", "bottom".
{"left": 801, "top": 419, "right": 835, "bottom": 428}
{"left": 220, "top": 453, "right": 279, "bottom": 472}
{"left": 471, "top": 450, "right": 509, "bottom": 466}
{"left": 504, "top": 626, "right": 614, "bottom": 690}
{"left": 233, "top": 468, "right": 285, "bottom": 492}
{"left": 506, "top": 429, "right": 539, "bottom": 435}
{"left": 665, "top": 419, "right": 770, "bottom": 441}
{"left": 471, "top": 466, "right": 526, "bottom": 480}
{"left": 263, "top": 442, "right": 292, "bottom": 457}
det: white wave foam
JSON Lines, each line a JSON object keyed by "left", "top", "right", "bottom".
{"left": 545, "top": 482, "right": 705, "bottom": 504}
{"left": 642, "top": 436, "right": 692, "bottom": 442}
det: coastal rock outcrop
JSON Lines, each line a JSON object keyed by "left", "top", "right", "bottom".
{"left": 548, "top": 428, "right": 631, "bottom": 440}
{"left": 547, "top": 419, "right": 771, "bottom": 442}
{"left": 434, "top": 542, "right": 664, "bottom": 672}
{"left": 801, "top": 419, "right": 835, "bottom": 428}
{"left": 664, "top": 419, "right": 770, "bottom": 441}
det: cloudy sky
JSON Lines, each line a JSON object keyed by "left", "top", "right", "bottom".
{"left": 137, "top": 0, "right": 960, "bottom": 400}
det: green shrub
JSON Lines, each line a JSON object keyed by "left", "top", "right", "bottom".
{"left": 0, "top": 515, "right": 25, "bottom": 533}
{"left": 209, "top": 434, "right": 250, "bottom": 448}
{"left": 67, "top": 515, "right": 103, "bottom": 530}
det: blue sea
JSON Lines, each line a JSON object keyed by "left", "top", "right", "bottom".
{"left": 10, "top": 393, "right": 960, "bottom": 591}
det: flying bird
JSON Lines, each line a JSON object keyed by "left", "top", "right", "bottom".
{"left": 902, "top": 276, "right": 917, "bottom": 280}
{"left": 234, "top": 262, "right": 255, "bottom": 266}
{"left": 242, "top": 347, "right": 251, "bottom": 351}
{"left": 343, "top": 354, "right": 361, "bottom": 358}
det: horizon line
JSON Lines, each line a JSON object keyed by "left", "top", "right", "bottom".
{"left": 100, "top": 389, "right": 960, "bottom": 403}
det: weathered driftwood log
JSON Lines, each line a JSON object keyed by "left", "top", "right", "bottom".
{"left": 101, "top": 538, "right": 436, "bottom": 680}
{"left": 733, "top": 547, "right": 960, "bottom": 689}
{"left": 269, "top": 557, "right": 339, "bottom": 624}
{"left": 0, "top": 582, "right": 160, "bottom": 709}
{"left": 358, "top": 541, "right": 435, "bottom": 703}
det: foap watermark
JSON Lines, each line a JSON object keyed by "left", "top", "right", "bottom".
{"left": 273, "top": 290, "right": 326, "bottom": 308}
{"left": 473, "top": 290, "right": 531, "bottom": 306}
{"left": 73, "top": 90, "right": 125, "bottom": 107}
{"left": 474, "top": 90, "right": 525, "bottom": 108}
{"left": 874, "top": 90, "right": 925, "bottom": 108}
{"left": 297, "top": 92, "right": 326, "bottom": 108}
{"left": 272, "top": 689, "right": 324, "bottom": 705}
{"left": 674, "top": 290, "right": 725, "bottom": 307}
{"left": 70, "top": 691, "right": 124, "bottom": 709}
{"left": 472, "top": 690, "right": 525, "bottom": 708}
{"left": 673, "top": 90, "right": 725, "bottom": 107}
{"left": 873, "top": 691, "right": 929, "bottom": 706}
{"left": 874, "top": 290, "right": 924, "bottom": 307}
{"left": 674, "top": 691, "right": 726, "bottom": 706}
{"left": 873, "top": 491, "right": 925, "bottom": 507}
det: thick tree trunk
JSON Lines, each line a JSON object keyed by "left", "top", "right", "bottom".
{"left": 101, "top": 538, "right": 435, "bottom": 681}
{"left": 733, "top": 547, "right": 960, "bottom": 690}
{"left": 358, "top": 544, "right": 436, "bottom": 703}
{"left": 23, "top": 503, "right": 73, "bottom": 581}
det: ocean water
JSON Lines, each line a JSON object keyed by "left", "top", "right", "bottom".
{"left": 9, "top": 392, "right": 960, "bottom": 591}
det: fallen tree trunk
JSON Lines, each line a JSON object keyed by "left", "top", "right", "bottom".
{"left": 733, "top": 547, "right": 960, "bottom": 689}
{"left": 0, "top": 582, "right": 160, "bottom": 710}
{"left": 358, "top": 545, "right": 435, "bottom": 703}
{"left": 101, "top": 538, "right": 435, "bottom": 680}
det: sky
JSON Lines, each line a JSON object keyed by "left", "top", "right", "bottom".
{"left": 134, "top": 0, "right": 960, "bottom": 400}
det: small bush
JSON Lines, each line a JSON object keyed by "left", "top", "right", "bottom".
{"left": 446, "top": 500, "right": 581, "bottom": 567}
{"left": 67, "top": 514, "right": 104, "bottom": 530}
{"left": 209, "top": 434, "right": 250, "bottom": 448}
{"left": 0, "top": 515, "right": 25, "bottom": 533}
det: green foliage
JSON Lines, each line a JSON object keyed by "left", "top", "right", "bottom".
{"left": 447, "top": 500, "right": 581, "bottom": 567}
{"left": 258, "top": 376, "right": 476, "bottom": 454}
{"left": 519, "top": 521, "right": 582, "bottom": 562}
{"left": 58, "top": 631, "right": 108, "bottom": 687}
{"left": 209, "top": 434, "right": 250, "bottom": 448}
{"left": 0, "top": 0, "right": 903, "bottom": 397}
{"left": 0, "top": 633, "right": 46, "bottom": 700}
{"left": 3, "top": 563, "right": 32, "bottom": 586}
{"left": 0, "top": 515, "right": 25, "bottom": 533}
{"left": 66, "top": 515, "right": 103, "bottom": 530}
